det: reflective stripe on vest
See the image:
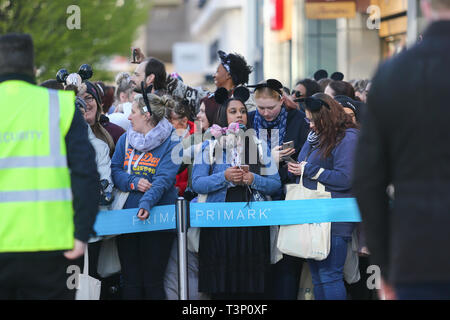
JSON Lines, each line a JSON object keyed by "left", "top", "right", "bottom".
{"left": 0, "top": 188, "right": 72, "bottom": 203}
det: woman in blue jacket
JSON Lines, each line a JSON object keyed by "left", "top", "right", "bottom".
{"left": 288, "top": 93, "right": 359, "bottom": 300}
{"left": 111, "top": 93, "right": 181, "bottom": 300}
{"left": 192, "top": 87, "right": 281, "bottom": 299}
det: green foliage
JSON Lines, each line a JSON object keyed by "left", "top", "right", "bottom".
{"left": 0, "top": 0, "right": 151, "bottom": 82}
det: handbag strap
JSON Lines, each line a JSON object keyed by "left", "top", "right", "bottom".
{"left": 299, "top": 147, "right": 326, "bottom": 193}
{"left": 83, "top": 246, "right": 89, "bottom": 275}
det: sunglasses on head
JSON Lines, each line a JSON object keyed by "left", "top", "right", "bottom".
{"left": 291, "top": 90, "right": 303, "bottom": 98}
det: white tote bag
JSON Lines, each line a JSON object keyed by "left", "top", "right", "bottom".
{"left": 76, "top": 247, "right": 101, "bottom": 300}
{"left": 97, "top": 236, "right": 121, "bottom": 278}
{"left": 110, "top": 136, "right": 131, "bottom": 211}
{"left": 277, "top": 166, "right": 331, "bottom": 261}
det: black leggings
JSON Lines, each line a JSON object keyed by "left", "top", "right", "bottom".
{"left": 117, "top": 231, "right": 175, "bottom": 300}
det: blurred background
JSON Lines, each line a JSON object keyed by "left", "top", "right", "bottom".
{"left": 0, "top": 0, "right": 428, "bottom": 89}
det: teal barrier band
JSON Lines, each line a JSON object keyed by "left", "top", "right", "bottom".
{"left": 93, "top": 198, "right": 361, "bottom": 236}
{"left": 93, "top": 205, "right": 176, "bottom": 236}
{"left": 190, "top": 198, "right": 361, "bottom": 228}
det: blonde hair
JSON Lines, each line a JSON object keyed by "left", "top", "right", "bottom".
{"left": 134, "top": 93, "right": 176, "bottom": 125}
{"left": 254, "top": 87, "right": 281, "bottom": 100}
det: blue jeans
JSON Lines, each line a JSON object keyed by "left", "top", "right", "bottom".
{"left": 396, "top": 283, "right": 450, "bottom": 300}
{"left": 308, "top": 235, "right": 350, "bottom": 300}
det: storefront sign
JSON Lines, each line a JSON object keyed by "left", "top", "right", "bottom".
{"left": 305, "top": 0, "right": 356, "bottom": 20}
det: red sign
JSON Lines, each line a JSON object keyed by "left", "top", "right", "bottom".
{"left": 270, "top": 0, "right": 284, "bottom": 31}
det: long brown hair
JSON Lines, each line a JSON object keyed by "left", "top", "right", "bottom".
{"left": 307, "top": 93, "right": 358, "bottom": 158}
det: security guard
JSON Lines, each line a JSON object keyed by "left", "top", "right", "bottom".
{"left": 0, "top": 33, "right": 100, "bottom": 299}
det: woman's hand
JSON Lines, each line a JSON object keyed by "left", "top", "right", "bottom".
{"left": 137, "top": 208, "right": 149, "bottom": 221}
{"left": 287, "top": 161, "right": 306, "bottom": 176}
{"left": 225, "top": 166, "right": 243, "bottom": 184}
{"left": 137, "top": 178, "right": 152, "bottom": 193}
{"left": 272, "top": 145, "right": 296, "bottom": 164}
{"left": 242, "top": 171, "right": 254, "bottom": 185}
{"left": 282, "top": 92, "right": 299, "bottom": 110}
{"left": 131, "top": 47, "right": 146, "bottom": 64}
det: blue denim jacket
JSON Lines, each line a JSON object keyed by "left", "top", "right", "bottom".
{"left": 191, "top": 139, "right": 281, "bottom": 202}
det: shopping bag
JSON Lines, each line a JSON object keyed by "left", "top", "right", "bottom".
{"left": 76, "top": 246, "right": 101, "bottom": 300}
{"left": 343, "top": 229, "right": 361, "bottom": 284}
{"left": 277, "top": 166, "right": 331, "bottom": 260}
{"left": 97, "top": 236, "right": 121, "bottom": 278}
{"left": 187, "top": 194, "right": 206, "bottom": 253}
{"left": 297, "top": 261, "right": 315, "bottom": 300}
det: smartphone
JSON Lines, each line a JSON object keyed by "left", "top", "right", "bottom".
{"left": 283, "top": 156, "right": 297, "bottom": 163}
{"left": 240, "top": 165, "right": 249, "bottom": 172}
{"left": 131, "top": 48, "right": 138, "bottom": 64}
{"left": 282, "top": 140, "right": 294, "bottom": 150}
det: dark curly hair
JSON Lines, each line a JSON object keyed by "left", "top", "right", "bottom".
{"left": 295, "top": 78, "right": 322, "bottom": 97}
{"left": 228, "top": 53, "right": 253, "bottom": 86}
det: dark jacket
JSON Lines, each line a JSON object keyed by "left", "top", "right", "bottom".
{"left": 247, "top": 106, "right": 309, "bottom": 199}
{"left": 100, "top": 114, "right": 125, "bottom": 145}
{"left": 296, "top": 128, "right": 359, "bottom": 237}
{"left": 353, "top": 21, "right": 450, "bottom": 285}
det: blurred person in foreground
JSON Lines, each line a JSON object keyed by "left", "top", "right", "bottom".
{"left": 353, "top": 0, "right": 450, "bottom": 300}
{"left": 0, "top": 33, "right": 100, "bottom": 299}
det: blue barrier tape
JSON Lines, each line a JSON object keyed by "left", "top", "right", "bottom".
{"left": 93, "top": 198, "right": 361, "bottom": 236}
{"left": 190, "top": 198, "right": 361, "bottom": 228}
{"left": 93, "top": 205, "right": 176, "bottom": 236}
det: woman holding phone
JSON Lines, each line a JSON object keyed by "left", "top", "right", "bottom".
{"left": 192, "top": 86, "right": 281, "bottom": 299}
{"left": 287, "top": 93, "right": 359, "bottom": 300}
{"left": 246, "top": 79, "right": 310, "bottom": 299}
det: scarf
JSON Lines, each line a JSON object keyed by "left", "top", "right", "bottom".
{"left": 253, "top": 106, "right": 288, "bottom": 150}
{"left": 127, "top": 118, "right": 173, "bottom": 152}
{"left": 307, "top": 130, "right": 320, "bottom": 147}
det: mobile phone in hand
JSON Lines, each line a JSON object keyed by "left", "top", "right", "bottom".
{"left": 282, "top": 140, "right": 294, "bottom": 150}
{"left": 240, "top": 165, "right": 249, "bottom": 172}
{"left": 131, "top": 48, "right": 138, "bottom": 64}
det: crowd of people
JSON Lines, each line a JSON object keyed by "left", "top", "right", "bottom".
{"left": 36, "top": 43, "right": 374, "bottom": 301}
{"left": 1, "top": 0, "right": 449, "bottom": 301}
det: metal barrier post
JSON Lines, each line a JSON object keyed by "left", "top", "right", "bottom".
{"left": 176, "top": 197, "right": 189, "bottom": 300}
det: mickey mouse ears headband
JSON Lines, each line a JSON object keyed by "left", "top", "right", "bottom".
{"left": 295, "top": 96, "right": 330, "bottom": 112}
{"left": 247, "top": 79, "right": 284, "bottom": 96}
{"left": 313, "top": 69, "right": 344, "bottom": 81}
{"left": 214, "top": 86, "right": 250, "bottom": 106}
{"left": 56, "top": 64, "right": 93, "bottom": 86}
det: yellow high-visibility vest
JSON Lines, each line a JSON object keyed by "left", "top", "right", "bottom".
{"left": 0, "top": 80, "right": 75, "bottom": 252}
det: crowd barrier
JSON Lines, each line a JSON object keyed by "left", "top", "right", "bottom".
{"left": 93, "top": 197, "right": 362, "bottom": 300}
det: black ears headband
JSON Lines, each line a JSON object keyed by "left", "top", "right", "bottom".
{"left": 330, "top": 72, "right": 344, "bottom": 81}
{"left": 140, "top": 82, "right": 153, "bottom": 116}
{"left": 247, "top": 78, "right": 283, "bottom": 96}
{"left": 214, "top": 86, "right": 250, "bottom": 106}
{"left": 56, "top": 64, "right": 93, "bottom": 84}
{"left": 295, "top": 96, "right": 330, "bottom": 112}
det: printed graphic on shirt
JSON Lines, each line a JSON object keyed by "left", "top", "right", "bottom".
{"left": 123, "top": 148, "right": 160, "bottom": 176}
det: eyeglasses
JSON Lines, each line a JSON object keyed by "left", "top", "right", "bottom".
{"left": 83, "top": 95, "right": 95, "bottom": 103}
